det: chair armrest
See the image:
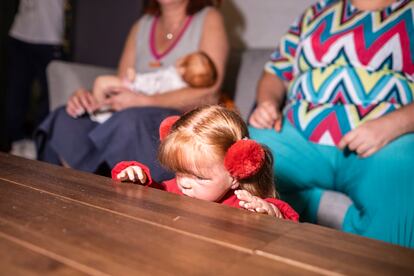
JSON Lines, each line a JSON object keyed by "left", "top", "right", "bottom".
{"left": 47, "top": 61, "right": 116, "bottom": 111}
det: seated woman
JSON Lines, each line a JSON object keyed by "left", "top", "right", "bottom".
{"left": 248, "top": 0, "right": 414, "bottom": 247}
{"left": 36, "top": 0, "right": 228, "bottom": 181}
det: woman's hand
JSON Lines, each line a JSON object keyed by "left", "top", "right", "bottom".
{"left": 338, "top": 117, "right": 398, "bottom": 158}
{"left": 249, "top": 101, "right": 283, "bottom": 131}
{"left": 66, "top": 88, "right": 99, "bottom": 118}
{"left": 235, "top": 190, "right": 283, "bottom": 218}
{"left": 103, "top": 86, "right": 150, "bottom": 111}
{"left": 116, "top": 165, "right": 147, "bottom": 184}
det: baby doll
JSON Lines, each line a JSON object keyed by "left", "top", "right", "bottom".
{"left": 112, "top": 105, "right": 299, "bottom": 221}
{"left": 90, "top": 52, "right": 217, "bottom": 123}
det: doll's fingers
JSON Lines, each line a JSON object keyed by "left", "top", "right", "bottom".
{"left": 235, "top": 190, "right": 254, "bottom": 202}
{"left": 242, "top": 202, "right": 260, "bottom": 211}
{"left": 258, "top": 204, "right": 275, "bottom": 216}
{"left": 239, "top": 201, "right": 256, "bottom": 212}
{"left": 117, "top": 171, "right": 129, "bottom": 181}
{"left": 274, "top": 207, "right": 283, "bottom": 218}
{"left": 255, "top": 207, "right": 268, "bottom": 214}
{"left": 239, "top": 200, "right": 246, "bottom": 208}
{"left": 116, "top": 171, "right": 124, "bottom": 179}
{"left": 244, "top": 196, "right": 263, "bottom": 210}
{"left": 125, "top": 167, "right": 137, "bottom": 182}
{"left": 270, "top": 204, "right": 283, "bottom": 218}
{"left": 132, "top": 166, "right": 147, "bottom": 184}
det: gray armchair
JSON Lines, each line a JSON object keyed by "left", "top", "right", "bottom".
{"left": 47, "top": 61, "right": 115, "bottom": 111}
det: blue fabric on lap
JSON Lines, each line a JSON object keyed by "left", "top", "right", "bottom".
{"left": 35, "top": 106, "right": 179, "bottom": 181}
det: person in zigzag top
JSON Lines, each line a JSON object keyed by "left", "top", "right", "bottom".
{"left": 248, "top": 0, "right": 414, "bottom": 248}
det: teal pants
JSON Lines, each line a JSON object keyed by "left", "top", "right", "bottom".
{"left": 250, "top": 122, "right": 414, "bottom": 248}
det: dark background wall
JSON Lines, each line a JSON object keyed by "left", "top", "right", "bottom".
{"left": 0, "top": 0, "right": 19, "bottom": 150}
{"left": 72, "top": 0, "right": 145, "bottom": 68}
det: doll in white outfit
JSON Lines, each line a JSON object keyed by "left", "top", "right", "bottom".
{"left": 90, "top": 51, "right": 217, "bottom": 123}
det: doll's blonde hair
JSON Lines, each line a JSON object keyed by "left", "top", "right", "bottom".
{"left": 158, "top": 105, "right": 277, "bottom": 198}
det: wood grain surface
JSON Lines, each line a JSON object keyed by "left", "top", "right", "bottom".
{"left": 0, "top": 152, "right": 413, "bottom": 275}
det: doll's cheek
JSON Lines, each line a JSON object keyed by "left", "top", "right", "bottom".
{"left": 177, "top": 66, "right": 186, "bottom": 76}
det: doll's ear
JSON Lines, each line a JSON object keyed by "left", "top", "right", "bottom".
{"left": 159, "top": 115, "right": 180, "bottom": 141}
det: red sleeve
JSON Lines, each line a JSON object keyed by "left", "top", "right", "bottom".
{"left": 265, "top": 198, "right": 299, "bottom": 222}
{"left": 111, "top": 161, "right": 171, "bottom": 191}
{"left": 111, "top": 160, "right": 160, "bottom": 187}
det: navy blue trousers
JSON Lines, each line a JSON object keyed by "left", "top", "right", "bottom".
{"left": 5, "top": 36, "right": 62, "bottom": 144}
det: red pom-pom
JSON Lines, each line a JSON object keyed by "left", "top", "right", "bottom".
{"left": 224, "top": 139, "right": 265, "bottom": 179}
{"left": 159, "top": 115, "right": 180, "bottom": 140}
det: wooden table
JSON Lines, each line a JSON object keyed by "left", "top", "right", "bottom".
{"left": 0, "top": 152, "right": 413, "bottom": 275}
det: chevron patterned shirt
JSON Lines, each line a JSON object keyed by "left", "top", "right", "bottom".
{"left": 265, "top": 0, "right": 414, "bottom": 146}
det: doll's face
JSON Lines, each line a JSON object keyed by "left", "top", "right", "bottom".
{"left": 175, "top": 160, "right": 238, "bottom": 202}
{"left": 176, "top": 53, "right": 216, "bottom": 88}
{"left": 182, "top": 54, "right": 209, "bottom": 75}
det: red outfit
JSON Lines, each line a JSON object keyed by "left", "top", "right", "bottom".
{"left": 112, "top": 161, "right": 299, "bottom": 221}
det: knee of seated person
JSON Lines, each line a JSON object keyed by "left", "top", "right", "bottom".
{"left": 317, "top": 190, "right": 353, "bottom": 229}
{"left": 342, "top": 204, "right": 372, "bottom": 233}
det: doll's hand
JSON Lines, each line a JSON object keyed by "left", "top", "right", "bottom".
{"left": 248, "top": 101, "right": 283, "bottom": 132}
{"left": 116, "top": 166, "right": 147, "bottom": 184}
{"left": 235, "top": 190, "right": 283, "bottom": 218}
{"left": 338, "top": 117, "right": 398, "bottom": 158}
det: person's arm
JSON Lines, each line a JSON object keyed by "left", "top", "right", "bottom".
{"left": 249, "top": 72, "right": 287, "bottom": 131}
{"left": 249, "top": 10, "right": 305, "bottom": 131}
{"left": 117, "top": 21, "right": 140, "bottom": 78}
{"left": 66, "top": 20, "right": 139, "bottom": 118}
{"left": 339, "top": 103, "right": 414, "bottom": 157}
{"left": 105, "top": 8, "right": 229, "bottom": 112}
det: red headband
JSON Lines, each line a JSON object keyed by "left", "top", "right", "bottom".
{"left": 159, "top": 115, "right": 180, "bottom": 141}
{"left": 159, "top": 116, "right": 265, "bottom": 179}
